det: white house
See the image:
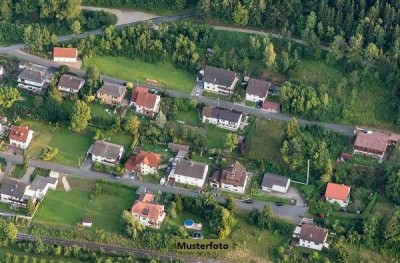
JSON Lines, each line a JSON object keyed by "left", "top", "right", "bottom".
{"left": 24, "top": 175, "right": 58, "bottom": 203}
{"left": 202, "top": 106, "right": 242, "bottom": 131}
{"left": 211, "top": 161, "right": 248, "bottom": 194}
{"left": 130, "top": 86, "right": 161, "bottom": 116}
{"left": 125, "top": 151, "right": 161, "bottom": 175}
{"left": 91, "top": 141, "right": 124, "bottom": 166}
{"left": 294, "top": 223, "right": 329, "bottom": 251}
{"left": 324, "top": 182, "right": 351, "bottom": 208}
{"left": 202, "top": 66, "right": 238, "bottom": 95}
{"left": 261, "top": 173, "right": 290, "bottom": 193}
{"left": 9, "top": 125, "right": 33, "bottom": 149}
{"left": 53, "top": 47, "right": 78, "bottom": 62}
{"left": 17, "top": 67, "right": 48, "bottom": 92}
{"left": 58, "top": 74, "right": 85, "bottom": 94}
{"left": 172, "top": 159, "right": 208, "bottom": 188}
{"left": 245, "top": 78, "right": 270, "bottom": 102}
{"left": 131, "top": 192, "right": 166, "bottom": 228}
{"left": 0, "top": 178, "right": 29, "bottom": 206}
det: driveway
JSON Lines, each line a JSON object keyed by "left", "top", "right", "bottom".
{"left": 265, "top": 187, "right": 305, "bottom": 207}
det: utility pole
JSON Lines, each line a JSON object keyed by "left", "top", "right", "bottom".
{"left": 306, "top": 159, "right": 310, "bottom": 185}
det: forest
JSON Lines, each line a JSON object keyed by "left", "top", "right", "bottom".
{"left": 82, "top": 0, "right": 198, "bottom": 12}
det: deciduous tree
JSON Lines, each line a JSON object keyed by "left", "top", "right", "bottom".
{"left": 70, "top": 100, "right": 91, "bottom": 132}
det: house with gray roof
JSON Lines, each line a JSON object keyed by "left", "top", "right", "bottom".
{"left": 17, "top": 67, "right": 49, "bottom": 92}
{"left": 202, "top": 106, "right": 243, "bottom": 131}
{"left": 91, "top": 141, "right": 124, "bottom": 166}
{"left": 172, "top": 159, "right": 209, "bottom": 188}
{"left": 0, "top": 178, "right": 29, "bottom": 206}
{"left": 245, "top": 78, "right": 271, "bottom": 102}
{"left": 96, "top": 82, "right": 127, "bottom": 105}
{"left": 261, "top": 173, "right": 290, "bottom": 193}
{"left": 58, "top": 74, "right": 85, "bottom": 94}
{"left": 202, "top": 66, "right": 238, "bottom": 95}
{"left": 24, "top": 174, "right": 59, "bottom": 203}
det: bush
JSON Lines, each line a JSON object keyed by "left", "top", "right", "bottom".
{"left": 40, "top": 146, "right": 59, "bottom": 161}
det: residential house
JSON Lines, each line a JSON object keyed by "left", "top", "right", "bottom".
{"left": 294, "top": 223, "right": 329, "bottom": 251}
{"left": 263, "top": 100, "right": 281, "bottom": 114}
{"left": 24, "top": 174, "right": 59, "bottom": 203}
{"left": 91, "top": 141, "right": 124, "bottom": 166}
{"left": 168, "top": 143, "right": 190, "bottom": 153}
{"left": 261, "top": 173, "right": 290, "bottom": 193}
{"left": 245, "top": 78, "right": 270, "bottom": 102}
{"left": 125, "top": 151, "right": 161, "bottom": 175}
{"left": 353, "top": 131, "right": 390, "bottom": 162}
{"left": 211, "top": 161, "right": 248, "bottom": 194}
{"left": 202, "top": 106, "right": 242, "bottom": 131}
{"left": 9, "top": 125, "right": 33, "bottom": 149}
{"left": 131, "top": 192, "right": 166, "bottom": 228}
{"left": 130, "top": 86, "right": 161, "bottom": 116}
{"left": 325, "top": 182, "right": 351, "bottom": 208}
{"left": 53, "top": 47, "right": 78, "bottom": 62}
{"left": 17, "top": 67, "right": 48, "bottom": 92}
{"left": 96, "top": 83, "right": 127, "bottom": 105}
{"left": 173, "top": 159, "right": 208, "bottom": 188}
{"left": 0, "top": 178, "right": 29, "bottom": 206}
{"left": 58, "top": 74, "right": 85, "bottom": 94}
{"left": 202, "top": 66, "right": 238, "bottom": 95}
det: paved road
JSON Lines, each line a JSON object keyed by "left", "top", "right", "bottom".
{"left": 0, "top": 152, "right": 307, "bottom": 223}
{"left": 17, "top": 233, "right": 232, "bottom": 263}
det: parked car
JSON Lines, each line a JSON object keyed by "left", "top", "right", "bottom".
{"left": 275, "top": 202, "right": 284, "bottom": 207}
{"left": 243, "top": 199, "right": 254, "bottom": 204}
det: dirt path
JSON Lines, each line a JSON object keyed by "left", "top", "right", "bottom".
{"left": 82, "top": 6, "right": 159, "bottom": 26}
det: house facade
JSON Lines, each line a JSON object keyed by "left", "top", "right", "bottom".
{"left": 202, "top": 106, "right": 242, "bottom": 131}
{"left": 202, "top": 66, "right": 238, "bottom": 95}
{"left": 58, "top": 74, "right": 85, "bottom": 93}
{"left": 325, "top": 182, "right": 351, "bottom": 208}
{"left": 261, "top": 173, "right": 290, "bottom": 193}
{"left": 9, "top": 125, "right": 33, "bottom": 149}
{"left": 91, "top": 141, "right": 124, "bottom": 166}
{"left": 173, "top": 159, "right": 208, "bottom": 188}
{"left": 353, "top": 131, "right": 389, "bottom": 162}
{"left": 211, "top": 161, "right": 248, "bottom": 194}
{"left": 130, "top": 87, "right": 161, "bottom": 116}
{"left": 0, "top": 179, "right": 29, "bottom": 206}
{"left": 245, "top": 78, "right": 270, "bottom": 102}
{"left": 125, "top": 151, "right": 161, "bottom": 175}
{"left": 96, "top": 83, "right": 127, "bottom": 105}
{"left": 131, "top": 192, "right": 166, "bottom": 228}
{"left": 17, "top": 67, "right": 48, "bottom": 92}
{"left": 53, "top": 47, "right": 78, "bottom": 62}
{"left": 296, "top": 223, "right": 329, "bottom": 251}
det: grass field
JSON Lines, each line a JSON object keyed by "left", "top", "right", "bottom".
{"left": 24, "top": 119, "right": 93, "bottom": 167}
{"left": 294, "top": 59, "right": 344, "bottom": 85}
{"left": 34, "top": 180, "right": 136, "bottom": 233}
{"left": 83, "top": 56, "right": 195, "bottom": 93}
{"left": 205, "top": 125, "right": 229, "bottom": 149}
{"left": 245, "top": 119, "right": 286, "bottom": 165}
{"left": 177, "top": 109, "right": 201, "bottom": 126}
{"left": 160, "top": 211, "right": 212, "bottom": 238}
{"left": 90, "top": 102, "right": 117, "bottom": 122}
{"left": 11, "top": 165, "right": 26, "bottom": 179}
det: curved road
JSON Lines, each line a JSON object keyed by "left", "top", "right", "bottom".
{"left": 17, "top": 233, "right": 232, "bottom": 263}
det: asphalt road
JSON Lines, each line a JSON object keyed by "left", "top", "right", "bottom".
{"left": 0, "top": 152, "right": 307, "bottom": 223}
{"left": 17, "top": 233, "right": 232, "bottom": 263}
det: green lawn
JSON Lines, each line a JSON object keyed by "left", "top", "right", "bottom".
{"left": 90, "top": 102, "right": 117, "bottom": 122}
{"left": 177, "top": 109, "right": 201, "bottom": 126}
{"left": 34, "top": 182, "right": 136, "bottom": 233}
{"left": 83, "top": 56, "right": 195, "bottom": 93}
{"left": 245, "top": 119, "right": 286, "bottom": 166}
{"left": 250, "top": 191, "right": 292, "bottom": 204}
{"left": 24, "top": 119, "right": 93, "bottom": 167}
{"left": 160, "top": 211, "right": 212, "bottom": 238}
{"left": 245, "top": 101, "right": 256, "bottom": 107}
{"left": 11, "top": 165, "right": 26, "bottom": 179}
{"left": 205, "top": 125, "right": 229, "bottom": 149}
{"left": 294, "top": 59, "right": 344, "bottom": 85}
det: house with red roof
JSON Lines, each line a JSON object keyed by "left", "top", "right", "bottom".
{"left": 325, "top": 182, "right": 351, "bottom": 208}
{"left": 130, "top": 87, "right": 161, "bottom": 117}
{"left": 131, "top": 192, "right": 166, "bottom": 228}
{"left": 353, "top": 131, "right": 390, "bottom": 163}
{"left": 211, "top": 161, "right": 249, "bottom": 194}
{"left": 9, "top": 125, "right": 33, "bottom": 149}
{"left": 263, "top": 100, "right": 281, "bottom": 113}
{"left": 125, "top": 151, "right": 161, "bottom": 175}
{"left": 53, "top": 47, "right": 78, "bottom": 62}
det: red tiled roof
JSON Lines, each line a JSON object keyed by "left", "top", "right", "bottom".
{"left": 263, "top": 100, "right": 281, "bottom": 111}
{"left": 354, "top": 132, "right": 389, "bottom": 153}
{"left": 125, "top": 151, "right": 161, "bottom": 172}
{"left": 130, "top": 87, "right": 158, "bottom": 109}
{"left": 53, "top": 47, "right": 77, "bottom": 58}
{"left": 131, "top": 192, "right": 164, "bottom": 222}
{"left": 325, "top": 182, "right": 350, "bottom": 201}
{"left": 9, "top": 125, "right": 30, "bottom": 143}
{"left": 389, "top": 133, "right": 400, "bottom": 142}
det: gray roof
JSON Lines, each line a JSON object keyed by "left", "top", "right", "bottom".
{"left": 92, "top": 141, "right": 123, "bottom": 160}
{"left": 58, "top": 74, "right": 85, "bottom": 91}
{"left": 261, "top": 173, "right": 289, "bottom": 188}
{"left": 246, "top": 78, "right": 271, "bottom": 98}
{"left": 29, "top": 176, "right": 58, "bottom": 191}
{"left": 168, "top": 143, "right": 190, "bottom": 152}
{"left": 0, "top": 178, "right": 28, "bottom": 199}
{"left": 300, "top": 224, "right": 328, "bottom": 243}
{"left": 18, "top": 67, "right": 47, "bottom": 83}
{"left": 97, "top": 82, "right": 126, "bottom": 98}
{"left": 202, "top": 107, "right": 242, "bottom": 123}
{"left": 203, "top": 66, "right": 237, "bottom": 87}
{"left": 175, "top": 159, "right": 208, "bottom": 179}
